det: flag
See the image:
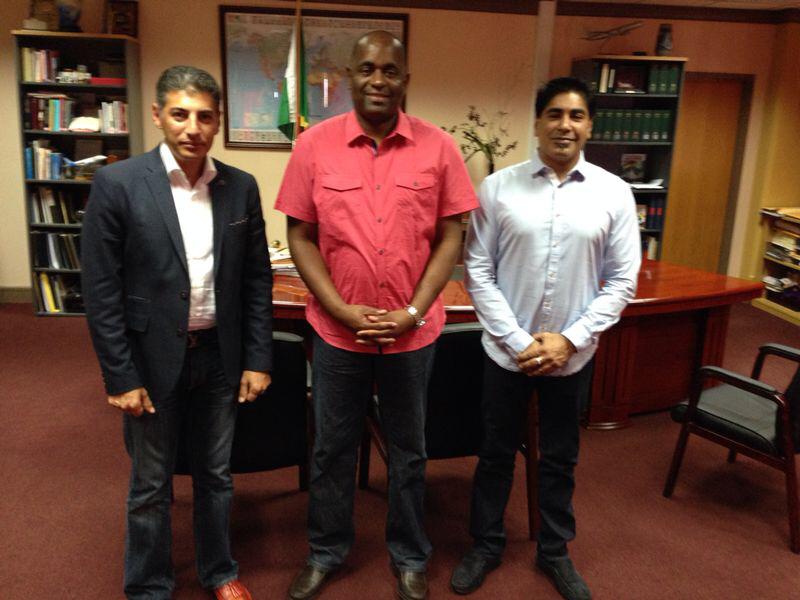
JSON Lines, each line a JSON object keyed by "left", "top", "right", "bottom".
{"left": 277, "top": 21, "right": 309, "bottom": 141}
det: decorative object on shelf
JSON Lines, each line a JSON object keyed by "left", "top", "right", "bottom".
{"left": 57, "top": 0, "right": 82, "bottom": 32}
{"left": 583, "top": 21, "right": 643, "bottom": 42}
{"left": 655, "top": 24, "right": 673, "bottom": 56}
{"left": 443, "top": 106, "right": 518, "bottom": 175}
{"left": 105, "top": 0, "right": 137, "bottom": 37}
{"left": 30, "top": 0, "right": 59, "bottom": 31}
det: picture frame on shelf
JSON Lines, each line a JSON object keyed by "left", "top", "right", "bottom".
{"left": 218, "top": 6, "right": 407, "bottom": 149}
{"left": 105, "top": 0, "right": 137, "bottom": 37}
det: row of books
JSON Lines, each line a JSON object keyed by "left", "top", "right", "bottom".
{"left": 594, "top": 63, "right": 680, "bottom": 95}
{"left": 637, "top": 199, "right": 666, "bottom": 230}
{"left": 24, "top": 92, "right": 128, "bottom": 133}
{"left": 24, "top": 140, "right": 64, "bottom": 180}
{"left": 19, "top": 47, "right": 60, "bottom": 83}
{"left": 766, "top": 230, "right": 800, "bottom": 267}
{"left": 24, "top": 93, "right": 76, "bottom": 131}
{"left": 99, "top": 100, "right": 129, "bottom": 133}
{"left": 36, "top": 273, "right": 83, "bottom": 314}
{"left": 593, "top": 110, "right": 672, "bottom": 143}
{"left": 30, "top": 187, "right": 84, "bottom": 225}
{"left": 32, "top": 232, "right": 81, "bottom": 270}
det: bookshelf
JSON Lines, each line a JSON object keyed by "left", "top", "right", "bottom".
{"left": 753, "top": 208, "right": 800, "bottom": 326}
{"left": 572, "top": 55, "right": 687, "bottom": 260}
{"left": 13, "top": 30, "right": 142, "bottom": 316}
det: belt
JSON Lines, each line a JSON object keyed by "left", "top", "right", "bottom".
{"left": 186, "top": 327, "right": 217, "bottom": 349}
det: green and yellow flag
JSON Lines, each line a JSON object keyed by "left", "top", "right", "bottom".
{"left": 277, "top": 21, "right": 309, "bottom": 141}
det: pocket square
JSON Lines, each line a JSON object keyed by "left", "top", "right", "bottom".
{"left": 228, "top": 217, "right": 249, "bottom": 227}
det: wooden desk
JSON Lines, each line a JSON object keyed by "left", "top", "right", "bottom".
{"left": 272, "top": 260, "right": 763, "bottom": 429}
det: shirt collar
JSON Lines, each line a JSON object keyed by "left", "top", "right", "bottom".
{"left": 344, "top": 109, "right": 414, "bottom": 145}
{"left": 531, "top": 150, "right": 587, "bottom": 183}
{"left": 159, "top": 142, "right": 217, "bottom": 186}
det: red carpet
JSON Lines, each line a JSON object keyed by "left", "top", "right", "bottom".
{"left": 0, "top": 302, "right": 798, "bottom": 599}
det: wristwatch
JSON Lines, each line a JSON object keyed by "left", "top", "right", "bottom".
{"left": 404, "top": 305, "right": 426, "bottom": 328}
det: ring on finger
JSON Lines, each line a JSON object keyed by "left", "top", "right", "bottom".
{"left": 535, "top": 356, "right": 543, "bottom": 366}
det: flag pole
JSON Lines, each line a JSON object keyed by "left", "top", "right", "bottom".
{"left": 292, "top": 0, "right": 303, "bottom": 145}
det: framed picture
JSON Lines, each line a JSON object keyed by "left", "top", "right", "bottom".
{"left": 219, "top": 6, "right": 407, "bottom": 149}
{"left": 105, "top": 0, "right": 138, "bottom": 37}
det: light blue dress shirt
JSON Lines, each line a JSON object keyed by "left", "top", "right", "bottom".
{"left": 464, "top": 152, "right": 641, "bottom": 376}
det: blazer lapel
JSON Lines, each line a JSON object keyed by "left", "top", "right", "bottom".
{"left": 143, "top": 149, "right": 189, "bottom": 276}
{"left": 210, "top": 164, "right": 228, "bottom": 279}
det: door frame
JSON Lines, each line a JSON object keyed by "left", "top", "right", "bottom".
{"left": 682, "top": 72, "right": 753, "bottom": 273}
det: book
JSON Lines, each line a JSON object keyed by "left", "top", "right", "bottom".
{"left": 598, "top": 63, "right": 610, "bottom": 93}
{"left": 621, "top": 153, "right": 646, "bottom": 183}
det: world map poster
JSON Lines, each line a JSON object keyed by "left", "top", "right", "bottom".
{"left": 221, "top": 8, "right": 406, "bottom": 148}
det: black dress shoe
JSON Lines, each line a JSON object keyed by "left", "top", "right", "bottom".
{"left": 288, "top": 564, "right": 333, "bottom": 600}
{"left": 391, "top": 564, "right": 428, "bottom": 600}
{"left": 535, "top": 554, "right": 592, "bottom": 600}
{"left": 450, "top": 550, "right": 501, "bottom": 595}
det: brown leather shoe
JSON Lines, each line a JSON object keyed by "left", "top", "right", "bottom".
{"left": 288, "top": 564, "right": 333, "bottom": 600}
{"left": 214, "top": 579, "right": 253, "bottom": 600}
{"left": 392, "top": 565, "right": 428, "bottom": 600}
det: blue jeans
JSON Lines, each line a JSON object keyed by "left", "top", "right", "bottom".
{"left": 307, "top": 334, "right": 435, "bottom": 572}
{"left": 122, "top": 336, "right": 238, "bottom": 599}
{"left": 469, "top": 354, "right": 593, "bottom": 559}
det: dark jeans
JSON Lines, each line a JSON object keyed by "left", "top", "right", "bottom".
{"left": 307, "top": 334, "right": 436, "bottom": 572}
{"left": 469, "top": 353, "right": 593, "bottom": 559}
{"left": 123, "top": 335, "right": 238, "bottom": 599}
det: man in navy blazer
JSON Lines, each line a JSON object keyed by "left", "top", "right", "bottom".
{"left": 82, "top": 66, "right": 272, "bottom": 600}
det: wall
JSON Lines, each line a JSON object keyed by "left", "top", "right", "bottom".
{"left": 550, "top": 16, "right": 778, "bottom": 277}
{"left": 742, "top": 22, "right": 800, "bottom": 280}
{"left": 0, "top": 0, "right": 536, "bottom": 290}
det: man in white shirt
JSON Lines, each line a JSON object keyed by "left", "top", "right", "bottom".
{"left": 82, "top": 66, "right": 272, "bottom": 600}
{"left": 452, "top": 77, "right": 641, "bottom": 600}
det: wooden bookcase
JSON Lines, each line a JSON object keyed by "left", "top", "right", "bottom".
{"left": 753, "top": 208, "right": 800, "bottom": 326}
{"left": 12, "top": 30, "right": 142, "bottom": 316}
{"left": 572, "top": 55, "right": 687, "bottom": 260}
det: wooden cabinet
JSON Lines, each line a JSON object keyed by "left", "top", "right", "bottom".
{"left": 572, "top": 55, "right": 687, "bottom": 260}
{"left": 13, "top": 30, "right": 142, "bottom": 315}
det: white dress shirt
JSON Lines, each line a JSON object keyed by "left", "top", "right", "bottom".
{"left": 159, "top": 143, "right": 217, "bottom": 331}
{"left": 464, "top": 152, "right": 641, "bottom": 376}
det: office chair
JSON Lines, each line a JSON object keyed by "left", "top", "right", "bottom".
{"left": 358, "top": 322, "right": 540, "bottom": 539}
{"left": 663, "top": 343, "right": 800, "bottom": 552}
{"left": 175, "top": 331, "right": 311, "bottom": 490}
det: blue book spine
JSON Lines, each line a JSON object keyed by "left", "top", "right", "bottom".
{"left": 50, "top": 152, "right": 62, "bottom": 180}
{"left": 24, "top": 147, "right": 34, "bottom": 179}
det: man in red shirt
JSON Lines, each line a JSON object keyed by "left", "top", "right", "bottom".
{"left": 276, "top": 30, "right": 478, "bottom": 600}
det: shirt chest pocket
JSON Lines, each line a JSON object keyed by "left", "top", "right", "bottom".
{"left": 318, "top": 175, "right": 362, "bottom": 220}
{"left": 395, "top": 173, "right": 438, "bottom": 235}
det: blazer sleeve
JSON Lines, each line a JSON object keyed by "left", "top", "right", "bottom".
{"left": 239, "top": 174, "right": 274, "bottom": 373}
{"left": 81, "top": 168, "right": 144, "bottom": 394}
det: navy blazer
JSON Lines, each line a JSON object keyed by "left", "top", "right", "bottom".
{"left": 81, "top": 147, "right": 273, "bottom": 403}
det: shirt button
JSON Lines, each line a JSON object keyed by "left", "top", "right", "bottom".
{"left": 378, "top": 249, "right": 385, "bottom": 255}
{"left": 377, "top": 217, "right": 383, "bottom": 223}
{"left": 376, "top": 184, "right": 381, "bottom": 191}
{"left": 379, "top": 282, "right": 386, "bottom": 288}
{"left": 180, "top": 291, "right": 188, "bottom": 299}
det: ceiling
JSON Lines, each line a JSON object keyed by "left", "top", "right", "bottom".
{"left": 560, "top": 0, "right": 800, "bottom": 9}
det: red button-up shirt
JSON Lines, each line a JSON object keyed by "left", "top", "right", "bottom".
{"left": 275, "top": 110, "right": 478, "bottom": 353}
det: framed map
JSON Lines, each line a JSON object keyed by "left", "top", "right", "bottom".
{"left": 219, "top": 6, "right": 407, "bottom": 149}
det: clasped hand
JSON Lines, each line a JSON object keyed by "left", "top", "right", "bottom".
{"left": 336, "top": 304, "right": 416, "bottom": 346}
{"left": 517, "top": 332, "right": 576, "bottom": 376}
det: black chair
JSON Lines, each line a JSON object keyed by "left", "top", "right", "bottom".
{"left": 358, "top": 322, "right": 540, "bottom": 539}
{"left": 663, "top": 343, "right": 800, "bottom": 553}
{"left": 175, "top": 331, "right": 311, "bottom": 490}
